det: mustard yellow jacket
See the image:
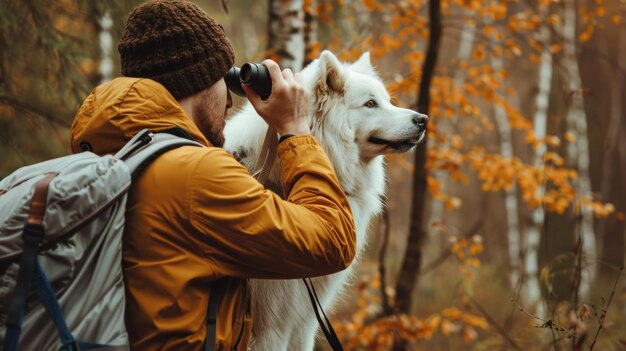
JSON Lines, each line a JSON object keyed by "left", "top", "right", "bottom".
{"left": 70, "top": 77, "right": 356, "bottom": 350}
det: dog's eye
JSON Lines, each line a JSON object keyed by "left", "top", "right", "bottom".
{"left": 364, "top": 99, "right": 378, "bottom": 108}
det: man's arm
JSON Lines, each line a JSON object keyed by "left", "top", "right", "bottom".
{"left": 189, "top": 135, "right": 356, "bottom": 279}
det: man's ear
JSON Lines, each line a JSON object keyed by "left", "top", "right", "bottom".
{"left": 351, "top": 51, "right": 377, "bottom": 76}
{"left": 317, "top": 50, "right": 345, "bottom": 94}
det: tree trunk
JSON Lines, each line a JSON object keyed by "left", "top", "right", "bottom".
{"left": 485, "top": 4, "right": 521, "bottom": 292}
{"left": 393, "top": 2, "right": 441, "bottom": 349}
{"left": 268, "top": 0, "right": 305, "bottom": 71}
{"left": 303, "top": 0, "right": 317, "bottom": 68}
{"left": 523, "top": 1, "right": 552, "bottom": 310}
{"left": 598, "top": 2, "right": 626, "bottom": 312}
{"left": 99, "top": 12, "right": 113, "bottom": 84}
{"left": 429, "top": 20, "right": 476, "bottom": 231}
{"left": 561, "top": 0, "right": 596, "bottom": 299}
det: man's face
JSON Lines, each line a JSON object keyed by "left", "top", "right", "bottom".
{"left": 191, "top": 78, "right": 232, "bottom": 147}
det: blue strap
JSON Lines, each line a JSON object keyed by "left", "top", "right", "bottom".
{"left": 33, "top": 261, "right": 112, "bottom": 351}
{"left": 33, "top": 260, "right": 76, "bottom": 346}
{"left": 3, "top": 327, "right": 20, "bottom": 351}
{"left": 3, "top": 224, "right": 45, "bottom": 351}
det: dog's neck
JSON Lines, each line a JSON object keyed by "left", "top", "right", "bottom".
{"left": 313, "top": 126, "right": 386, "bottom": 253}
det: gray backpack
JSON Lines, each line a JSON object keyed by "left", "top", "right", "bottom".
{"left": 0, "top": 129, "right": 201, "bottom": 351}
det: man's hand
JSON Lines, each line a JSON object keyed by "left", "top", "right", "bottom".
{"left": 242, "top": 60, "right": 311, "bottom": 136}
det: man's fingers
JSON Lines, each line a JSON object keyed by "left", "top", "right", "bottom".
{"left": 282, "top": 68, "right": 294, "bottom": 83}
{"left": 241, "top": 84, "right": 262, "bottom": 105}
{"left": 261, "top": 59, "right": 284, "bottom": 86}
{"left": 294, "top": 72, "right": 303, "bottom": 84}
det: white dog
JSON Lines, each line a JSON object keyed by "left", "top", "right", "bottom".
{"left": 223, "top": 50, "right": 427, "bottom": 350}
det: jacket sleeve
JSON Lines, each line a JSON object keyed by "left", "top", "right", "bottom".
{"left": 188, "top": 135, "right": 356, "bottom": 279}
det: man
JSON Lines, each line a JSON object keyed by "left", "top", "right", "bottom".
{"left": 69, "top": 0, "right": 355, "bottom": 350}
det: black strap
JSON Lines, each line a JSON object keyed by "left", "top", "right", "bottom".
{"left": 205, "top": 283, "right": 248, "bottom": 351}
{"left": 302, "top": 278, "right": 344, "bottom": 351}
{"left": 205, "top": 289, "right": 220, "bottom": 351}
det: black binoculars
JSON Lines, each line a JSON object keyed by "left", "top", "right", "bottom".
{"left": 225, "top": 63, "right": 272, "bottom": 100}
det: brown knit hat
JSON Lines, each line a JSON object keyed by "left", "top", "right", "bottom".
{"left": 118, "top": 0, "right": 235, "bottom": 100}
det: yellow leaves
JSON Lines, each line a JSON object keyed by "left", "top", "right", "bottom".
{"left": 450, "top": 134, "right": 463, "bottom": 149}
{"left": 472, "top": 45, "right": 487, "bottom": 61}
{"left": 596, "top": 7, "right": 606, "bottom": 17}
{"left": 335, "top": 273, "right": 447, "bottom": 348}
{"left": 437, "top": 307, "right": 488, "bottom": 341}
{"left": 544, "top": 135, "right": 561, "bottom": 148}
{"left": 330, "top": 0, "right": 599, "bottom": 220}
{"left": 441, "top": 318, "right": 458, "bottom": 335}
{"left": 547, "top": 14, "right": 562, "bottom": 27}
{"left": 463, "top": 326, "right": 478, "bottom": 342}
{"left": 564, "top": 131, "right": 576, "bottom": 143}
{"left": 550, "top": 44, "right": 563, "bottom": 54}
{"left": 579, "top": 28, "right": 594, "bottom": 43}
{"left": 579, "top": 197, "right": 616, "bottom": 218}
{"left": 543, "top": 152, "right": 564, "bottom": 166}
{"left": 426, "top": 314, "right": 441, "bottom": 333}
{"left": 482, "top": 25, "right": 496, "bottom": 38}
{"left": 362, "top": 0, "right": 380, "bottom": 11}
{"left": 427, "top": 176, "right": 444, "bottom": 199}
{"left": 446, "top": 197, "right": 463, "bottom": 210}
{"left": 508, "top": 12, "right": 542, "bottom": 33}
{"left": 505, "top": 39, "right": 522, "bottom": 56}
{"left": 468, "top": 241, "right": 484, "bottom": 255}
{"left": 612, "top": 16, "right": 622, "bottom": 25}
{"left": 493, "top": 2, "right": 507, "bottom": 21}
{"left": 305, "top": 41, "right": 322, "bottom": 61}
{"left": 466, "top": 257, "right": 481, "bottom": 268}
{"left": 380, "top": 33, "right": 403, "bottom": 51}
{"left": 530, "top": 54, "right": 541, "bottom": 63}
{"left": 462, "top": 313, "right": 488, "bottom": 330}
{"left": 442, "top": 308, "right": 462, "bottom": 320}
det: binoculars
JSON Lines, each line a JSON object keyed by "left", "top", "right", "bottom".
{"left": 225, "top": 63, "right": 272, "bottom": 100}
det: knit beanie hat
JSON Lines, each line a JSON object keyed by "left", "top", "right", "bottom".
{"left": 118, "top": 0, "right": 235, "bottom": 100}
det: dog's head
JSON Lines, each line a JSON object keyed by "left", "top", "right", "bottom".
{"left": 303, "top": 50, "right": 428, "bottom": 162}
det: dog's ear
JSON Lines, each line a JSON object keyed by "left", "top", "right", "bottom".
{"left": 317, "top": 50, "right": 345, "bottom": 94}
{"left": 354, "top": 52, "right": 371, "bottom": 68}
{"left": 351, "top": 51, "right": 378, "bottom": 76}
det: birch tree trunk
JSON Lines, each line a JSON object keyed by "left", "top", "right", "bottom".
{"left": 268, "top": 0, "right": 305, "bottom": 71}
{"left": 429, "top": 20, "right": 476, "bottom": 230}
{"left": 99, "top": 12, "right": 113, "bottom": 84}
{"left": 303, "top": 0, "right": 317, "bottom": 68}
{"left": 523, "top": 2, "right": 552, "bottom": 309}
{"left": 561, "top": 0, "right": 596, "bottom": 298}
{"left": 485, "top": 4, "right": 521, "bottom": 292}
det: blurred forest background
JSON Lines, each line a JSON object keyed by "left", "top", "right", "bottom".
{"left": 1, "top": 0, "right": 625, "bottom": 350}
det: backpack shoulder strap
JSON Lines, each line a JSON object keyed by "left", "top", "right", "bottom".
{"left": 115, "top": 129, "right": 203, "bottom": 178}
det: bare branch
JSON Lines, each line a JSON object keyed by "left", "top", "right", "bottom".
{"left": 588, "top": 266, "right": 623, "bottom": 350}
{"left": 467, "top": 294, "right": 523, "bottom": 351}
{"left": 0, "top": 95, "right": 70, "bottom": 127}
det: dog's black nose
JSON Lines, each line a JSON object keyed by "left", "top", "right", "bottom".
{"left": 412, "top": 114, "right": 428, "bottom": 129}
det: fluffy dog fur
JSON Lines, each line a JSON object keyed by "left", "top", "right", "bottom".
{"left": 223, "top": 50, "right": 427, "bottom": 350}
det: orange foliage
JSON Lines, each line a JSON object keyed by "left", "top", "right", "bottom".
{"left": 314, "top": 0, "right": 620, "bottom": 346}
{"left": 335, "top": 274, "right": 489, "bottom": 349}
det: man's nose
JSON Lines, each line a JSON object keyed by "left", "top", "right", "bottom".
{"left": 412, "top": 113, "right": 428, "bottom": 129}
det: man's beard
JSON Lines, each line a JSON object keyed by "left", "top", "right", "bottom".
{"left": 205, "top": 129, "right": 225, "bottom": 148}
{"left": 193, "top": 92, "right": 226, "bottom": 148}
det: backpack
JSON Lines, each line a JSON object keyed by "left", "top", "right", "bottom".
{"left": 0, "top": 129, "right": 202, "bottom": 351}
